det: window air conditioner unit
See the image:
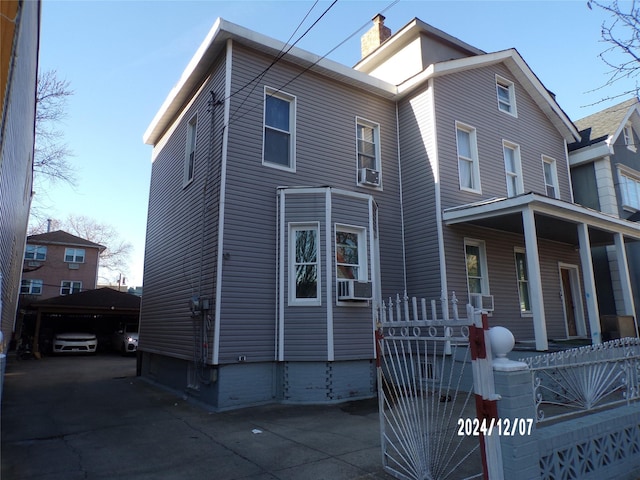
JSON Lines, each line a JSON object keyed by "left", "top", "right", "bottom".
{"left": 469, "top": 293, "right": 494, "bottom": 312}
{"left": 360, "top": 168, "right": 380, "bottom": 186}
{"left": 338, "top": 280, "right": 372, "bottom": 301}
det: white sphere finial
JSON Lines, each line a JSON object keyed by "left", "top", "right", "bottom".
{"left": 488, "top": 326, "right": 528, "bottom": 371}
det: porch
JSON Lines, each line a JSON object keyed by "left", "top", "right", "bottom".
{"left": 443, "top": 192, "right": 640, "bottom": 350}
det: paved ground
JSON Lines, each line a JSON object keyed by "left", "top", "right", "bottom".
{"left": 1, "top": 353, "right": 397, "bottom": 480}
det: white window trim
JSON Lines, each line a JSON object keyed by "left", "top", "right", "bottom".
{"left": 542, "top": 155, "right": 560, "bottom": 199}
{"left": 183, "top": 114, "right": 197, "bottom": 187}
{"left": 60, "top": 280, "right": 82, "bottom": 295}
{"left": 262, "top": 87, "right": 296, "bottom": 172}
{"left": 464, "top": 238, "right": 489, "bottom": 296}
{"left": 503, "top": 140, "right": 523, "bottom": 197}
{"left": 21, "top": 279, "right": 43, "bottom": 295}
{"left": 496, "top": 75, "right": 517, "bottom": 117}
{"left": 64, "top": 248, "right": 85, "bottom": 263}
{"left": 455, "top": 122, "right": 481, "bottom": 194}
{"left": 335, "top": 223, "right": 369, "bottom": 307}
{"left": 355, "top": 117, "right": 382, "bottom": 188}
{"left": 617, "top": 163, "right": 640, "bottom": 211}
{"left": 624, "top": 123, "right": 637, "bottom": 152}
{"left": 25, "top": 244, "right": 47, "bottom": 261}
{"left": 288, "top": 222, "right": 321, "bottom": 306}
{"left": 514, "top": 248, "right": 532, "bottom": 317}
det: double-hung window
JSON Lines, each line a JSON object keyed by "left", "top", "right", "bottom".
{"left": 456, "top": 122, "right": 481, "bottom": 193}
{"left": 289, "top": 223, "right": 320, "bottom": 305}
{"left": 503, "top": 141, "right": 523, "bottom": 197}
{"left": 25, "top": 244, "right": 47, "bottom": 261}
{"left": 263, "top": 87, "right": 296, "bottom": 171}
{"left": 465, "top": 239, "right": 489, "bottom": 295}
{"left": 496, "top": 76, "right": 517, "bottom": 116}
{"left": 542, "top": 156, "right": 559, "bottom": 199}
{"left": 184, "top": 115, "right": 197, "bottom": 185}
{"left": 64, "top": 248, "right": 85, "bottom": 263}
{"left": 356, "top": 118, "right": 381, "bottom": 186}
{"left": 335, "top": 226, "right": 367, "bottom": 281}
{"left": 619, "top": 167, "right": 640, "bottom": 210}
{"left": 624, "top": 123, "right": 637, "bottom": 152}
{"left": 514, "top": 248, "right": 531, "bottom": 314}
{"left": 20, "top": 279, "right": 43, "bottom": 295}
{"left": 60, "top": 281, "right": 82, "bottom": 295}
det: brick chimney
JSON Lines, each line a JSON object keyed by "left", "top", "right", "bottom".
{"left": 360, "top": 14, "right": 392, "bottom": 58}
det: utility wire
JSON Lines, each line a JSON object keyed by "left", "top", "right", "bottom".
{"left": 228, "top": 0, "right": 336, "bottom": 124}
{"left": 228, "top": 0, "right": 400, "bottom": 128}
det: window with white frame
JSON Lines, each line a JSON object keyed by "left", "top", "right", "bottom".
{"left": 514, "top": 248, "right": 531, "bottom": 314}
{"left": 619, "top": 168, "right": 640, "bottom": 210}
{"left": 263, "top": 88, "right": 296, "bottom": 170}
{"left": 465, "top": 239, "right": 489, "bottom": 295}
{"left": 64, "top": 248, "right": 85, "bottom": 263}
{"left": 542, "top": 156, "right": 559, "bottom": 199}
{"left": 456, "top": 123, "right": 481, "bottom": 193}
{"left": 20, "top": 279, "right": 43, "bottom": 295}
{"left": 496, "top": 76, "right": 517, "bottom": 116}
{"left": 335, "top": 226, "right": 367, "bottom": 281}
{"left": 503, "top": 141, "right": 523, "bottom": 197}
{"left": 289, "top": 223, "right": 320, "bottom": 304}
{"left": 623, "top": 123, "right": 637, "bottom": 152}
{"left": 184, "top": 115, "right": 197, "bottom": 185}
{"left": 25, "top": 244, "right": 47, "bottom": 261}
{"left": 60, "top": 281, "right": 82, "bottom": 295}
{"left": 356, "top": 118, "right": 381, "bottom": 186}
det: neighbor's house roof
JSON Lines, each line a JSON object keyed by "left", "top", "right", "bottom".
{"left": 27, "top": 230, "right": 106, "bottom": 252}
{"left": 30, "top": 287, "right": 140, "bottom": 312}
{"left": 571, "top": 97, "right": 640, "bottom": 149}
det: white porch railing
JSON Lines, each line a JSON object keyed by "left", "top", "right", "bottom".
{"left": 519, "top": 337, "right": 640, "bottom": 423}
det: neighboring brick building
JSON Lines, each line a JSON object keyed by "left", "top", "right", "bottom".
{"left": 20, "top": 230, "right": 105, "bottom": 300}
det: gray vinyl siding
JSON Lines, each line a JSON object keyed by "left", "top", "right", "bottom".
{"left": 0, "top": 0, "right": 38, "bottom": 340}
{"left": 140, "top": 54, "right": 226, "bottom": 359}
{"left": 571, "top": 163, "right": 600, "bottom": 210}
{"left": 443, "top": 224, "right": 584, "bottom": 342}
{"left": 610, "top": 131, "right": 640, "bottom": 219}
{"left": 434, "top": 64, "right": 572, "bottom": 210}
{"left": 214, "top": 43, "right": 404, "bottom": 364}
{"left": 282, "top": 191, "right": 327, "bottom": 361}
{"left": 397, "top": 85, "right": 442, "bottom": 300}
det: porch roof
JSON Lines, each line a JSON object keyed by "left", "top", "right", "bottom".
{"left": 442, "top": 192, "right": 640, "bottom": 246}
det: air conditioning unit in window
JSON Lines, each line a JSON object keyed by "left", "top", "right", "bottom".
{"left": 469, "top": 293, "right": 494, "bottom": 312}
{"left": 360, "top": 168, "right": 380, "bottom": 186}
{"left": 338, "top": 280, "right": 372, "bottom": 301}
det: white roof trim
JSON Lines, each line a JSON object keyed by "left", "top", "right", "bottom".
{"left": 569, "top": 141, "right": 614, "bottom": 166}
{"left": 443, "top": 193, "right": 640, "bottom": 240}
{"left": 609, "top": 103, "right": 640, "bottom": 146}
{"left": 143, "top": 18, "right": 397, "bottom": 145}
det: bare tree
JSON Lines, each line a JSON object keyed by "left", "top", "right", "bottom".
{"left": 33, "top": 70, "right": 75, "bottom": 187}
{"left": 588, "top": 0, "right": 640, "bottom": 101}
{"left": 29, "top": 215, "right": 133, "bottom": 283}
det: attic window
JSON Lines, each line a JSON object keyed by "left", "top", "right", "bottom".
{"left": 623, "top": 123, "right": 636, "bottom": 152}
{"left": 496, "top": 76, "right": 517, "bottom": 117}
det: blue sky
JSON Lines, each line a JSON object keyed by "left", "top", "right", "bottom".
{"left": 38, "top": 0, "right": 636, "bottom": 286}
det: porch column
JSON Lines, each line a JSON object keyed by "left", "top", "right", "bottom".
{"left": 613, "top": 232, "right": 638, "bottom": 335}
{"left": 522, "top": 208, "right": 548, "bottom": 351}
{"left": 577, "top": 223, "right": 602, "bottom": 344}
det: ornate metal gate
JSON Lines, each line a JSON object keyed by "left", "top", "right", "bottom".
{"left": 376, "top": 294, "right": 498, "bottom": 480}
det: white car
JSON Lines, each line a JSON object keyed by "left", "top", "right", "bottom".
{"left": 53, "top": 332, "right": 98, "bottom": 354}
{"left": 112, "top": 324, "right": 138, "bottom": 354}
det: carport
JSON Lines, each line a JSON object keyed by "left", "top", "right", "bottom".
{"left": 24, "top": 288, "right": 140, "bottom": 355}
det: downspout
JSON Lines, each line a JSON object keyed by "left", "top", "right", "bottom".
{"left": 212, "top": 38, "right": 232, "bottom": 365}
{"left": 395, "top": 103, "right": 407, "bottom": 294}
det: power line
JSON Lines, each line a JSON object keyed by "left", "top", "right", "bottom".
{"left": 227, "top": 0, "right": 400, "bottom": 127}
{"left": 228, "top": 0, "right": 337, "bottom": 124}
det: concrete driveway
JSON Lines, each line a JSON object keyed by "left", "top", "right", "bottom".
{"left": 1, "top": 353, "right": 394, "bottom": 480}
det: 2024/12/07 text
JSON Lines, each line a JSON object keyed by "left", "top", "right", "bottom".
{"left": 457, "top": 417, "right": 533, "bottom": 436}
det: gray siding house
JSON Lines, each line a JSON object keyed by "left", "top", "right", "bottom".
{"left": 0, "top": 0, "right": 40, "bottom": 347}
{"left": 141, "top": 16, "right": 640, "bottom": 410}
{"left": 569, "top": 98, "right": 640, "bottom": 337}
